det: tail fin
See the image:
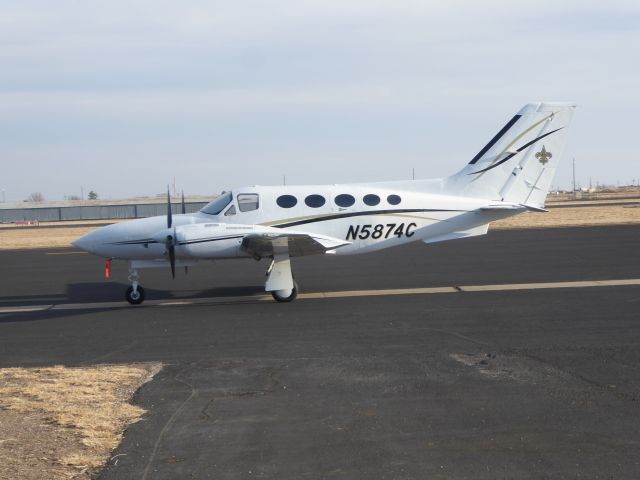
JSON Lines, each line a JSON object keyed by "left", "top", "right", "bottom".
{"left": 445, "top": 102, "right": 575, "bottom": 207}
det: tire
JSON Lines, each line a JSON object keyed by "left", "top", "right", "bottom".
{"left": 125, "top": 285, "right": 145, "bottom": 305}
{"left": 271, "top": 281, "right": 298, "bottom": 303}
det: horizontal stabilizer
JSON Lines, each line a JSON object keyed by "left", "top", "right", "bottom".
{"left": 479, "top": 202, "right": 548, "bottom": 213}
{"left": 520, "top": 204, "right": 548, "bottom": 212}
{"left": 480, "top": 203, "right": 524, "bottom": 211}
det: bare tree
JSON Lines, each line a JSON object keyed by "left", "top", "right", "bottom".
{"left": 26, "top": 192, "right": 44, "bottom": 202}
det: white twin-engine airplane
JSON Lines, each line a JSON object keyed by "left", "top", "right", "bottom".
{"left": 73, "top": 102, "right": 575, "bottom": 304}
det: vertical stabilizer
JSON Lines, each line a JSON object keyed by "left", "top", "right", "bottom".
{"left": 445, "top": 102, "right": 575, "bottom": 207}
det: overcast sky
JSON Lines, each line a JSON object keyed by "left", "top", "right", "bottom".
{"left": 2, "top": 1, "right": 639, "bottom": 201}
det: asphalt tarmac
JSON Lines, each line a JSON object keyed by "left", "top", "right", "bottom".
{"left": 1, "top": 225, "right": 639, "bottom": 479}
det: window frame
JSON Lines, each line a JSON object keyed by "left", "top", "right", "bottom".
{"left": 236, "top": 193, "right": 260, "bottom": 212}
{"left": 200, "top": 191, "right": 233, "bottom": 216}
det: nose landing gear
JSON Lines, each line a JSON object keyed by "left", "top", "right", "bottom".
{"left": 126, "top": 265, "right": 145, "bottom": 305}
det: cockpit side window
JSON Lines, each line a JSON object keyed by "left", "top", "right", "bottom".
{"left": 224, "top": 205, "right": 236, "bottom": 216}
{"left": 237, "top": 193, "right": 259, "bottom": 212}
{"left": 200, "top": 192, "right": 233, "bottom": 215}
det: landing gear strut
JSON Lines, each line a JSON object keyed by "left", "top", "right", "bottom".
{"left": 126, "top": 265, "right": 145, "bottom": 305}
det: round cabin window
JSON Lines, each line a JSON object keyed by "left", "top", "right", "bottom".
{"left": 387, "top": 194, "right": 401, "bottom": 205}
{"left": 276, "top": 195, "right": 298, "bottom": 208}
{"left": 334, "top": 194, "right": 355, "bottom": 208}
{"left": 363, "top": 194, "right": 380, "bottom": 206}
{"left": 305, "top": 194, "right": 326, "bottom": 208}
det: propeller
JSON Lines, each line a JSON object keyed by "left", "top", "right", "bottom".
{"left": 165, "top": 186, "right": 176, "bottom": 279}
{"left": 181, "top": 190, "right": 188, "bottom": 275}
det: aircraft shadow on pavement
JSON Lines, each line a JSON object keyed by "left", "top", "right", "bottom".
{"left": 0, "top": 283, "right": 268, "bottom": 324}
{"left": 64, "top": 282, "right": 265, "bottom": 303}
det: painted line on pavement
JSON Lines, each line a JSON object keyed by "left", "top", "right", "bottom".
{"left": 45, "top": 251, "right": 88, "bottom": 255}
{"left": 458, "top": 279, "right": 640, "bottom": 292}
{"left": 1, "top": 278, "right": 639, "bottom": 314}
{"left": 0, "top": 305, "right": 54, "bottom": 313}
{"left": 299, "top": 286, "right": 458, "bottom": 299}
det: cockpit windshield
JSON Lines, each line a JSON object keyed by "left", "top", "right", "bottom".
{"left": 200, "top": 192, "right": 233, "bottom": 215}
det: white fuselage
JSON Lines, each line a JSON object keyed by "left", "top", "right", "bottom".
{"left": 73, "top": 182, "right": 516, "bottom": 262}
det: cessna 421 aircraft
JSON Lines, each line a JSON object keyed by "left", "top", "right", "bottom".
{"left": 73, "top": 102, "right": 575, "bottom": 304}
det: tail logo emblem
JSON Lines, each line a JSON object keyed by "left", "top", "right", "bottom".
{"left": 535, "top": 145, "right": 552, "bottom": 165}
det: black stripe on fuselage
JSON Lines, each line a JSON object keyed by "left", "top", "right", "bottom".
{"left": 469, "top": 127, "right": 563, "bottom": 175}
{"left": 271, "top": 208, "right": 464, "bottom": 229}
{"left": 112, "top": 234, "right": 244, "bottom": 247}
{"left": 111, "top": 238, "right": 158, "bottom": 245}
{"left": 469, "top": 114, "right": 522, "bottom": 165}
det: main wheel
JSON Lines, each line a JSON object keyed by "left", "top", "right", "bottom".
{"left": 125, "top": 285, "right": 145, "bottom": 305}
{"left": 271, "top": 281, "right": 298, "bottom": 303}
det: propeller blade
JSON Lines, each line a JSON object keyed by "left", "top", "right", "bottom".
{"left": 167, "top": 186, "right": 173, "bottom": 228}
{"left": 165, "top": 224, "right": 177, "bottom": 279}
{"left": 181, "top": 190, "right": 186, "bottom": 214}
{"left": 168, "top": 243, "right": 176, "bottom": 279}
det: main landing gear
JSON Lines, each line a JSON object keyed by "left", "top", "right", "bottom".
{"left": 265, "top": 250, "right": 298, "bottom": 303}
{"left": 126, "top": 265, "right": 145, "bottom": 305}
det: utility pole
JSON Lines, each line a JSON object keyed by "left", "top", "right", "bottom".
{"left": 283, "top": 175, "right": 286, "bottom": 186}
{"left": 1, "top": 189, "right": 5, "bottom": 203}
{"left": 81, "top": 186, "right": 84, "bottom": 200}
{"left": 572, "top": 158, "right": 576, "bottom": 198}
{"left": 412, "top": 168, "right": 415, "bottom": 180}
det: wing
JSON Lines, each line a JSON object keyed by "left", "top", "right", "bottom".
{"left": 241, "top": 232, "right": 350, "bottom": 257}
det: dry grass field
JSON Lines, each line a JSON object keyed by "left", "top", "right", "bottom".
{"left": 491, "top": 203, "right": 640, "bottom": 230}
{"left": 0, "top": 363, "right": 161, "bottom": 480}
{"left": 0, "top": 225, "right": 99, "bottom": 250}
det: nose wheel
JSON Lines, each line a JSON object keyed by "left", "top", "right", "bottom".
{"left": 126, "top": 285, "right": 145, "bottom": 305}
{"left": 126, "top": 264, "right": 145, "bottom": 305}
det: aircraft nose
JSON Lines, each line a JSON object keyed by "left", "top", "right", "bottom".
{"left": 72, "top": 230, "right": 99, "bottom": 253}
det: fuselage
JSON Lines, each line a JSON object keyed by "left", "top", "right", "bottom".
{"left": 73, "top": 182, "right": 507, "bottom": 261}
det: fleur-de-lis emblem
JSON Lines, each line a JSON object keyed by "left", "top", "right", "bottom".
{"left": 535, "top": 145, "right": 552, "bottom": 165}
